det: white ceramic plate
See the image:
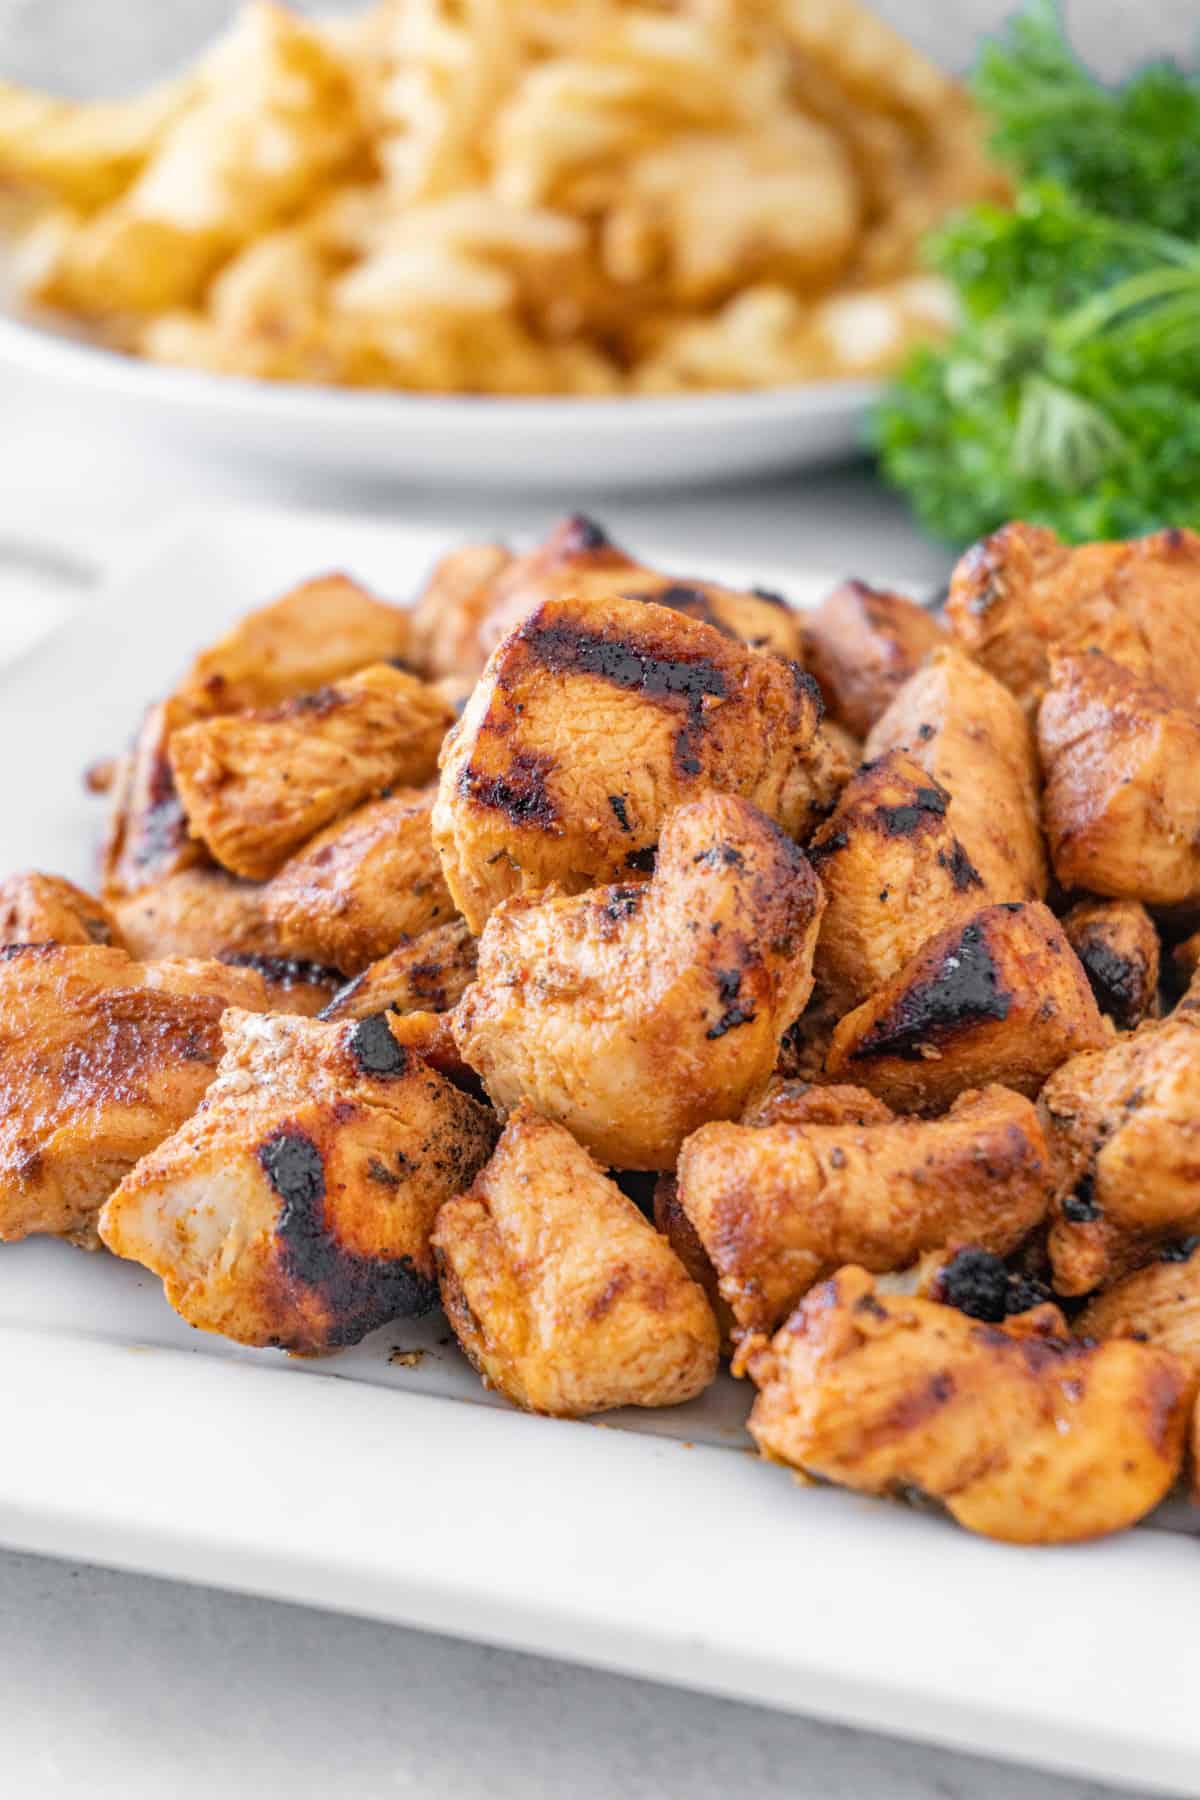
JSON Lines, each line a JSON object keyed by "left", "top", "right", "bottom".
{"left": 1, "top": 506, "right": 1198, "bottom": 1799}
{"left": 0, "top": 285, "right": 877, "bottom": 491}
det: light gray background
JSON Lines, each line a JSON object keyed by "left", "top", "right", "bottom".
{"left": 0, "top": 6, "right": 1195, "bottom": 1799}
{"left": 0, "top": 0, "right": 1196, "bottom": 89}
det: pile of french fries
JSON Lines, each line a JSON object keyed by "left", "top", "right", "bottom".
{"left": 0, "top": 0, "right": 1007, "bottom": 396}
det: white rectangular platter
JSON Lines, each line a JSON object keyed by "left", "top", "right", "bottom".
{"left": 0, "top": 505, "right": 1197, "bottom": 1797}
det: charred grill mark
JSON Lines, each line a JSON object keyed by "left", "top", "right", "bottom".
{"left": 790, "top": 664, "right": 824, "bottom": 720}
{"left": 707, "top": 967, "right": 757, "bottom": 1040}
{"left": 459, "top": 751, "right": 558, "bottom": 831}
{"left": 349, "top": 1013, "right": 410, "bottom": 1077}
{"left": 260, "top": 1125, "right": 438, "bottom": 1341}
{"left": 628, "top": 583, "right": 739, "bottom": 641}
{"left": 607, "top": 793, "right": 632, "bottom": 832}
{"left": 808, "top": 830, "right": 848, "bottom": 864}
{"left": 1073, "top": 935, "right": 1145, "bottom": 1030}
{"left": 935, "top": 1248, "right": 1050, "bottom": 1322}
{"left": 367, "top": 1155, "right": 402, "bottom": 1188}
{"left": 221, "top": 953, "right": 342, "bottom": 993}
{"left": 562, "top": 513, "right": 611, "bottom": 552}
{"left": 938, "top": 841, "right": 985, "bottom": 892}
{"left": 751, "top": 586, "right": 789, "bottom": 609}
{"left": 601, "top": 886, "right": 643, "bottom": 924}
{"left": 1062, "top": 1170, "right": 1101, "bottom": 1223}
{"left": 877, "top": 785, "right": 948, "bottom": 837}
{"left": 849, "top": 919, "right": 1011, "bottom": 1062}
{"left": 520, "top": 618, "right": 729, "bottom": 779}
{"left": 625, "top": 845, "right": 657, "bottom": 873}
{"left": 693, "top": 843, "right": 745, "bottom": 869}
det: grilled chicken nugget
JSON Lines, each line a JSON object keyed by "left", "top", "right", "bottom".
{"left": 454, "top": 793, "right": 824, "bottom": 1169}
{"left": 0, "top": 871, "right": 123, "bottom": 949}
{"left": 170, "top": 665, "right": 452, "bottom": 880}
{"left": 676, "top": 1084, "right": 1050, "bottom": 1338}
{"left": 947, "top": 521, "right": 1200, "bottom": 712}
{"left": 825, "top": 901, "right": 1106, "bottom": 1112}
{"left": 808, "top": 751, "right": 985, "bottom": 1010}
{"left": 1038, "top": 650, "right": 1200, "bottom": 907}
{"left": 803, "top": 579, "right": 947, "bottom": 737}
{"left": 864, "top": 646, "right": 1046, "bottom": 902}
{"left": 434, "top": 1105, "right": 718, "bottom": 1416}
{"left": 1062, "top": 898, "right": 1160, "bottom": 1031}
{"left": 434, "top": 591, "right": 824, "bottom": 931}
{"left": 320, "top": 918, "right": 477, "bottom": 1021}
{"left": 0, "top": 944, "right": 269, "bottom": 1244}
{"left": 745, "top": 1265, "right": 1190, "bottom": 1544}
{"left": 99, "top": 1009, "right": 496, "bottom": 1355}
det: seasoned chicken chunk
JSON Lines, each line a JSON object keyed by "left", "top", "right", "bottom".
{"left": 808, "top": 752, "right": 985, "bottom": 1010}
{"left": 947, "top": 521, "right": 1200, "bottom": 712}
{"left": 455, "top": 794, "right": 824, "bottom": 1169}
{"left": 745, "top": 1265, "right": 1190, "bottom": 1544}
{"left": 478, "top": 514, "right": 805, "bottom": 666}
{"left": 826, "top": 902, "right": 1106, "bottom": 1112}
{"left": 172, "top": 573, "right": 412, "bottom": 720}
{"left": 1038, "top": 650, "right": 1200, "bottom": 907}
{"left": 864, "top": 646, "right": 1046, "bottom": 901}
{"left": 803, "top": 580, "right": 947, "bottom": 737}
{"left": 319, "top": 919, "right": 477, "bottom": 1022}
{"left": 407, "top": 543, "right": 519, "bottom": 683}
{"left": 676, "top": 1084, "right": 1050, "bottom": 1339}
{"left": 170, "top": 665, "right": 453, "bottom": 880}
{"left": 0, "top": 872, "right": 122, "bottom": 949}
{"left": 1062, "top": 898, "right": 1160, "bottom": 1031}
{"left": 1078, "top": 1241, "right": 1200, "bottom": 1375}
{"left": 114, "top": 866, "right": 280, "bottom": 964}
{"left": 435, "top": 592, "right": 824, "bottom": 930}
{"left": 433, "top": 1106, "right": 718, "bottom": 1416}
{"left": 0, "top": 944, "right": 269, "bottom": 1244}
{"left": 261, "top": 790, "right": 454, "bottom": 974}
{"left": 741, "top": 1079, "right": 893, "bottom": 1130}
{"left": 1044, "top": 1010, "right": 1200, "bottom": 1295}
{"left": 99, "top": 1010, "right": 497, "bottom": 1354}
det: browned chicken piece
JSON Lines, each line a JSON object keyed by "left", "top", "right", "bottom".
{"left": 0, "top": 872, "right": 123, "bottom": 949}
{"left": 803, "top": 580, "right": 948, "bottom": 738}
{"left": 773, "top": 992, "right": 842, "bottom": 1084}
{"left": 947, "top": 521, "right": 1200, "bottom": 712}
{"left": 478, "top": 514, "right": 805, "bottom": 666}
{"left": 435, "top": 592, "right": 824, "bottom": 931}
{"left": 826, "top": 902, "right": 1106, "bottom": 1113}
{"left": 652, "top": 1172, "right": 736, "bottom": 1352}
{"left": 261, "top": 790, "right": 454, "bottom": 974}
{"left": 676, "top": 1084, "right": 1051, "bottom": 1339}
{"left": 172, "top": 573, "right": 413, "bottom": 719}
{"left": 1062, "top": 898, "right": 1160, "bottom": 1031}
{"left": 808, "top": 752, "right": 986, "bottom": 1011}
{"left": 319, "top": 919, "right": 477, "bottom": 1022}
{"left": 741, "top": 1078, "right": 893, "bottom": 1129}
{"left": 169, "top": 666, "right": 453, "bottom": 881}
{"left": 114, "top": 866, "right": 281, "bottom": 963}
{"left": 455, "top": 794, "right": 824, "bottom": 1169}
{"left": 1038, "top": 650, "right": 1200, "bottom": 907}
{"left": 864, "top": 647, "right": 1046, "bottom": 901}
{"left": 102, "top": 699, "right": 207, "bottom": 897}
{"left": 99, "top": 1009, "right": 496, "bottom": 1355}
{"left": 385, "top": 1008, "right": 480, "bottom": 1093}
{"left": 1043, "top": 1009, "right": 1200, "bottom": 1295}
{"left": 784, "top": 717, "right": 858, "bottom": 842}
{"left": 1078, "top": 1240, "right": 1200, "bottom": 1375}
{"left": 433, "top": 1105, "right": 718, "bottom": 1416}
{"left": 744, "top": 1265, "right": 1190, "bottom": 1545}
{"left": 0, "top": 944, "right": 270, "bottom": 1245}
{"left": 406, "top": 543, "right": 516, "bottom": 683}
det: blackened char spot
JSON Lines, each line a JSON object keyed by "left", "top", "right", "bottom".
{"left": 707, "top": 967, "right": 757, "bottom": 1040}
{"left": 562, "top": 513, "right": 610, "bottom": 552}
{"left": 1160, "top": 1236, "right": 1200, "bottom": 1264}
{"left": 1075, "top": 935, "right": 1144, "bottom": 1030}
{"left": 221, "top": 952, "right": 342, "bottom": 993}
{"left": 877, "top": 785, "right": 948, "bottom": 836}
{"left": 1062, "top": 1170, "right": 1100, "bottom": 1223}
{"left": 848, "top": 918, "right": 1011, "bottom": 1062}
{"left": 625, "top": 845, "right": 657, "bottom": 873}
{"left": 521, "top": 617, "right": 730, "bottom": 780}
{"left": 607, "top": 793, "right": 631, "bottom": 832}
{"left": 808, "top": 830, "right": 848, "bottom": 864}
{"left": 937, "top": 841, "right": 984, "bottom": 892}
{"left": 936, "top": 1248, "right": 1051, "bottom": 1322}
{"left": 349, "top": 1012, "right": 409, "bottom": 1077}
{"left": 259, "top": 1126, "right": 437, "bottom": 1342}
{"left": 694, "top": 843, "right": 745, "bottom": 869}
{"left": 602, "top": 887, "right": 643, "bottom": 923}
{"left": 751, "top": 586, "right": 789, "bottom": 609}
{"left": 459, "top": 751, "right": 558, "bottom": 830}
{"left": 626, "top": 584, "right": 736, "bottom": 640}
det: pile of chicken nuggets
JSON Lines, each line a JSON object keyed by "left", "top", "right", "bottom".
{"left": 2, "top": 513, "right": 1199, "bottom": 1546}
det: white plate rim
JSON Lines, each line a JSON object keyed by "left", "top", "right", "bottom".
{"left": 0, "top": 504, "right": 1197, "bottom": 1799}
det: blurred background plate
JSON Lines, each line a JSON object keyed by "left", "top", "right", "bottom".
{"left": 0, "top": 281, "right": 878, "bottom": 492}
